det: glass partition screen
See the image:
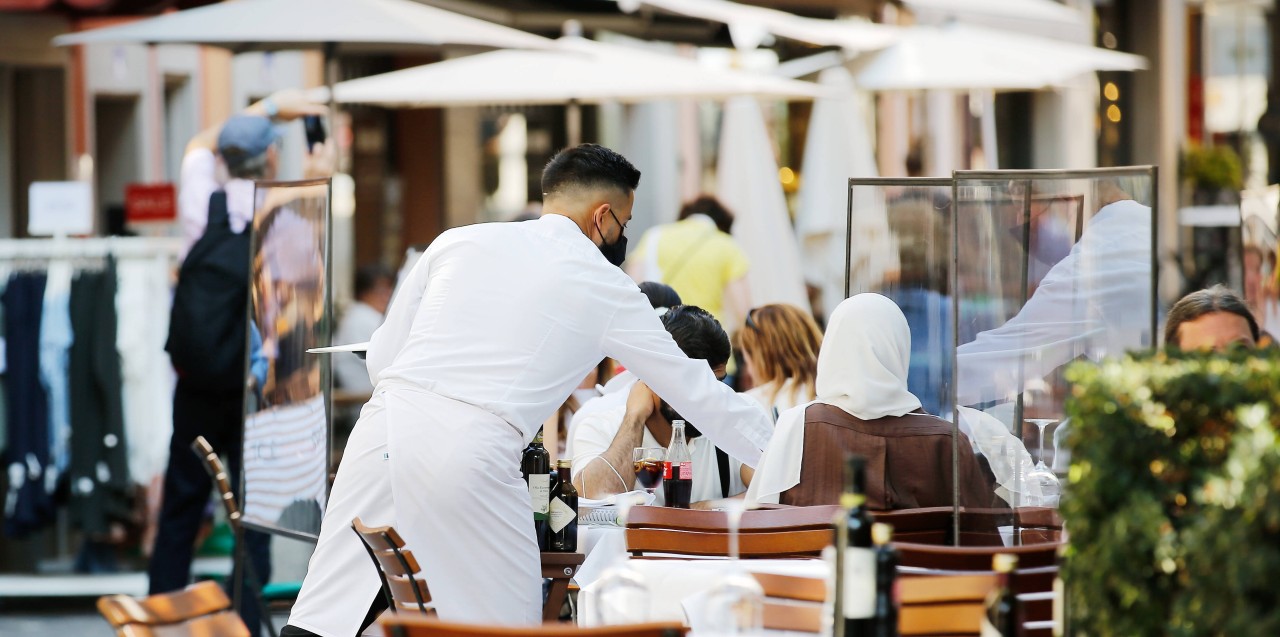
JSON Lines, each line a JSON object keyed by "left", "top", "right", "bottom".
{"left": 242, "top": 178, "right": 332, "bottom": 540}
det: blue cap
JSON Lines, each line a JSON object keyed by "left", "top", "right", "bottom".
{"left": 217, "top": 115, "right": 279, "bottom": 169}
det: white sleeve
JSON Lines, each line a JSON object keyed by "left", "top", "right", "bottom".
{"left": 600, "top": 293, "right": 773, "bottom": 467}
{"left": 366, "top": 246, "right": 434, "bottom": 385}
{"left": 955, "top": 209, "right": 1152, "bottom": 405}
{"left": 178, "top": 149, "right": 219, "bottom": 256}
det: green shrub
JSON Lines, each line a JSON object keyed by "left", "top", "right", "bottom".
{"left": 1180, "top": 144, "right": 1243, "bottom": 193}
{"left": 1062, "top": 351, "right": 1280, "bottom": 636}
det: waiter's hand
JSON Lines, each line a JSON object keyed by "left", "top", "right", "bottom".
{"left": 625, "top": 381, "right": 661, "bottom": 422}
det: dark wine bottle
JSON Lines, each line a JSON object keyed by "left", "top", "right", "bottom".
{"left": 521, "top": 429, "right": 551, "bottom": 551}
{"left": 871, "top": 523, "right": 899, "bottom": 637}
{"left": 841, "top": 455, "right": 876, "bottom": 637}
{"left": 982, "top": 553, "right": 1019, "bottom": 637}
{"left": 548, "top": 459, "right": 578, "bottom": 552}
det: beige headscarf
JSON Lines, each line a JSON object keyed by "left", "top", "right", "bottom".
{"left": 747, "top": 293, "right": 922, "bottom": 504}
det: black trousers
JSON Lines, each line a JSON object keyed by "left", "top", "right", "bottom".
{"left": 149, "top": 380, "right": 272, "bottom": 636}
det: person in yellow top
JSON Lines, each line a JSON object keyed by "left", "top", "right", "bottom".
{"left": 627, "top": 196, "right": 751, "bottom": 330}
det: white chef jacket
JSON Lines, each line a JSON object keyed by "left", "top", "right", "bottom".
{"left": 332, "top": 301, "right": 384, "bottom": 393}
{"left": 567, "top": 380, "right": 746, "bottom": 504}
{"left": 366, "top": 213, "right": 773, "bottom": 466}
{"left": 955, "top": 199, "right": 1153, "bottom": 405}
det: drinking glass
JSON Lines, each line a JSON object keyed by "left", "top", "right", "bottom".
{"left": 700, "top": 498, "right": 764, "bottom": 634}
{"left": 590, "top": 493, "right": 649, "bottom": 625}
{"left": 1025, "top": 419, "right": 1061, "bottom": 507}
{"left": 632, "top": 447, "right": 665, "bottom": 496}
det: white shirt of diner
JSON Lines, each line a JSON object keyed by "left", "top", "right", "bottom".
{"left": 178, "top": 148, "right": 257, "bottom": 259}
{"left": 365, "top": 213, "right": 774, "bottom": 466}
{"left": 567, "top": 397, "right": 746, "bottom": 505}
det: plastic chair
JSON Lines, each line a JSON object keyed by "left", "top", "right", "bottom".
{"left": 379, "top": 615, "right": 686, "bottom": 637}
{"left": 97, "top": 580, "right": 250, "bottom": 637}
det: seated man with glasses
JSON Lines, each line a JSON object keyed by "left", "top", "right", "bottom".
{"left": 569, "top": 305, "right": 748, "bottom": 506}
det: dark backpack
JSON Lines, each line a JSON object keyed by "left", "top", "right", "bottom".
{"left": 166, "top": 191, "right": 250, "bottom": 391}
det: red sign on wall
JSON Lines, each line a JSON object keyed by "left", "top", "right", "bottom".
{"left": 125, "top": 183, "right": 177, "bottom": 223}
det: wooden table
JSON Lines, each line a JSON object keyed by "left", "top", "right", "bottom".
{"left": 541, "top": 551, "right": 586, "bottom": 622}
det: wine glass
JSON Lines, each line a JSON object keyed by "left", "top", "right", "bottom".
{"left": 1025, "top": 419, "right": 1061, "bottom": 507}
{"left": 590, "top": 493, "right": 649, "bottom": 625}
{"left": 632, "top": 447, "right": 665, "bottom": 496}
{"left": 700, "top": 498, "right": 764, "bottom": 634}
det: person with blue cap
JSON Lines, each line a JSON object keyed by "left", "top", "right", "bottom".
{"left": 154, "top": 89, "right": 328, "bottom": 637}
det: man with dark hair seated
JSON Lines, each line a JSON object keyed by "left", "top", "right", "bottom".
{"left": 569, "top": 305, "right": 747, "bottom": 507}
{"left": 1165, "top": 285, "right": 1260, "bottom": 351}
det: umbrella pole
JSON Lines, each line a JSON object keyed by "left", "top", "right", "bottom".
{"left": 567, "top": 99, "right": 582, "bottom": 147}
{"left": 324, "top": 42, "right": 338, "bottom": 146}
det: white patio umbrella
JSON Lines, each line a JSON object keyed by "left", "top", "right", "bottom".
{"left": 716, "top": 97, "right": 810, "bottom": 314}
{"left": 851, "top": 22, "right": 1146, "bottom": 91}
{"left": 902, "top": 0, "right": 1088, "bottom": 39}
{"left": 52, "top": 0, "right": 553, "bottom": 120}
{"left": 619, "top": 0, "right": 898, "bottom": 52}
{"left": 795, "top": 66, "right": 896, "bottom": 319}
{"left": 328, "top": 36, "right": 828, "bottom": 107}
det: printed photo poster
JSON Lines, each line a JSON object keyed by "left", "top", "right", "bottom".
{"left": 243, "top": 179, "right": 332, "bottom": 539}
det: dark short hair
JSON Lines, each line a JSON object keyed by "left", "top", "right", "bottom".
{"left": 639, "top": 281, "right": 681, "bottom": 310}
{"left": 661, "top": 305, "right": 731, "bottom": 370}
{"left": 1164, "top": 285, "right": 1260, "bottom": 347}
{"left": 354, "top": 263, "right": 394, "bottom": 299}
{"left": 677, "top": 195, "right": 735, "bottom": 233}
{"left": 541, "top": 144, "right": 640, "bottom": 199}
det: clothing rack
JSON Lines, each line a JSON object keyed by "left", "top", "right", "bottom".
{"left": 0, "top": 236, "right": 184, "bottom": 261}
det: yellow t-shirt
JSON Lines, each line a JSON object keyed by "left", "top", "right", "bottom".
{"left": 631, "top": 215, "right": 749, "bottom": 327}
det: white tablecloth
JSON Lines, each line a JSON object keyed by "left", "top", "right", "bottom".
{"left": 578, "top": 557, "right": 828, "bottom": 628}
{"left": 575, "top": 526, "right": 628, "bottom": 588}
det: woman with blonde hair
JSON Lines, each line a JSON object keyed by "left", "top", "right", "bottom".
{"left": 739, "top": 303, "right": 823, "bottom": 415}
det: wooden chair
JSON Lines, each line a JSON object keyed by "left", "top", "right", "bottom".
{"left": 871, "top": 507, "right": 1065, "bottom": 547}
{"left": 191, "top": 435, "right": 291, "bottom": 634}
{"left": 379, "top": 616, "right": 686, "bottom": 637}
{"left": 896, "top": 539, "right": 1061, "bottom": 632}
{"left": 97, "top": 580, "right": 250, "bottom": 637}
{"left": 351, "top": 517, "right": 436, "bottom": 615}
{"left": 624, "top": 505, "right": 839, "bottom": 558}
{"left": 749, "top": 571, "right": 997, "bottom": 636}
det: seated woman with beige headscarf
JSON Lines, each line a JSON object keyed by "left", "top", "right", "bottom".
{"left": 745, "top": 293, "right": 994, "bottom": 509}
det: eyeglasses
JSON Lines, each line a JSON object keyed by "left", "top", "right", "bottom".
{"left": 744, "top": 307, "right": 760, "bottom": 332}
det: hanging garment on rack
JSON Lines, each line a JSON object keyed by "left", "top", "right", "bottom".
{"left": 116, "top": 256, "right": 175, "bottom": 485}
{"left": 40, "top": 259, "right": 73, "bottom": 481}
{"left": 3, "top": 272, "right": 54, "bottom": 538}
{"left": 67, "top": 261, "right": 133, "bottom": 535}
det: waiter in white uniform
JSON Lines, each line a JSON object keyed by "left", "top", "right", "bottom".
{"left": 283, "top": 144, "right": 773, "bottom": 636}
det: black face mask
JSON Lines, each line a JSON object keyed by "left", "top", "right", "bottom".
{"left": 599, "top": 233, "right": 627, "bottom": 267}
{"left": 596, "top": 208, "right": 628, "bottom": 267}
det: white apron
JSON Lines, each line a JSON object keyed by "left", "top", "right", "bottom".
{"left": 287, "top": 382, "right": 541, "bottom": 636}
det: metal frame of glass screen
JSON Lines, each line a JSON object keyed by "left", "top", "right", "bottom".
{"left": 845, "top": 177, "right": 960, "bottom": 536}
{"left": 241, "top": 177, "right": 335, "bottom": 544}
{"left": 846, "top": 168, "right": 1158, "bottom": 544}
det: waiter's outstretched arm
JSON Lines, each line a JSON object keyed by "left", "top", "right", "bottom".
{"left": 366, "top": 244, "right": 435, "bottom": 384}
{"left": 601, "top": 295, "right": 773, "bottom": 467}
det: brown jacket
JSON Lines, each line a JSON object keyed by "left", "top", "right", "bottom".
{"left": 779, "top": 403, "right": 995, "bottom": 510}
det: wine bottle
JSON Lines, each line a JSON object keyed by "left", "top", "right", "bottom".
{"left": 871, "top": 523, "right": 899, "bottom": 637}
{"left": 981, "top": 553, "right": 1019, "bottom": 637}
{"left": 841, "top": 455, "right": 876, "bottom": 637}
{"left": 520, "top": 430, "right": 551, "bottom": 551}
{"left": 549, "top": 460, "right": 578, "bottom": 552}
{"left": 663, "top": 420, "right": 693, "bottom": 508}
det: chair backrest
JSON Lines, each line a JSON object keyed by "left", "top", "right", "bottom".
{"left": 352, "top": 517, "right": 435, "bottom": 615}
{"left": 749, "top": 571, "right": 996, "bottom": 636}
{"left": 624, "top": 505, "right": 838, "bottom": 558}
{"left": 191, "top": 435, "right": 241, "bottom": 530}
{"left": 897, "top": 538, "right": 1061, "bottom": 629}
{"left": 97, "top": 580, "right": 250, "bottom": 637}
{"left": 379, "top": 616, "right": 686, "bottom": 637}
{"left": 898, "top": 573, "right": 995, "bottom": 636}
